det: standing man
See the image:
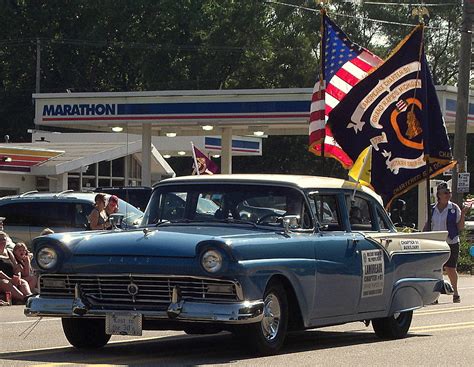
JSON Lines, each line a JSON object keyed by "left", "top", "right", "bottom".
{"left": 426, "top": 182, "right": 472, "bottom": 303}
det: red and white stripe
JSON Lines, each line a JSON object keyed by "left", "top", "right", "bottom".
{"left": 309, "top": 50, "right": 382, "bottom": 169}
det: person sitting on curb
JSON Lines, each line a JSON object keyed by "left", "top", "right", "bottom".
{"left": 12, "top": 242, "right": 37, "bottom": 292}
{"left": 0, "top": 231, "right": 33, "bottom": 304}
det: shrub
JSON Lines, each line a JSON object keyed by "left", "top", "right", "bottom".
{"left": 458, "top": 230, "right": 474, "bottom": 274}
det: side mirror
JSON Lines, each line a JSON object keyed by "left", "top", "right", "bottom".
{"left": 470, "top": 245, "right": 474, "bottom": 257}
{"left": 109, "top": 213, "right": 125, "bottom": 229}
{"left": 282, "top": 215, "right": 300, "bottom": 233}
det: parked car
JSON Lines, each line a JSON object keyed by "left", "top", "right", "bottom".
{"left": 25, "top": 175, "right": 452, "bottom": 355}
{"left": 0, "top": 191, "right": 143, "bottom": 245}
{"left": 94, "top": 186, "right": 152, "bottom": 211}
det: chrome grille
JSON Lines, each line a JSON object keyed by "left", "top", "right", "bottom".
{"left": 39, "top": 274, "right": 240, "bottom": 309}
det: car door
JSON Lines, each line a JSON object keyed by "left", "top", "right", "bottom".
{"left": 310, "top": 193, "right": 363, "bottom": 318}
{"left": 346, "top": 194, "right": 390, "bottom": 313}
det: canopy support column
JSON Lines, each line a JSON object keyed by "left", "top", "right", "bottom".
{"left": 142, "top": 123, "right": 152, "bottom": 186}
{"left": 221, "top": 127, "right": 232, "bottom": 174}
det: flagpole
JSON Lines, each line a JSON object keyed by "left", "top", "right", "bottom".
{"left": 425, "top": 155, "right": 431, "bottom": 230}
{"left": 351, "top": 146, "right": 372, "bottom": 203}
{"left": 319, "top": 7, "right": 326, "bottom": 175}
{"left": 190, "top": 141, "right": 200, "bottom": 176}
{"left": 411, "top": 15, "right": 432, "bottom": 231}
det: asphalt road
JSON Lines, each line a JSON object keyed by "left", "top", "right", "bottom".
{"left": 1, "top": 275, "right": 473, "bottom": 367}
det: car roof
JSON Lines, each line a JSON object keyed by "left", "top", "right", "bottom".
{"left": 0, "top": 191, "right": 97, "bottom": 203}
{"left": 157, "top": 174, "right": 383, "bottom": 204}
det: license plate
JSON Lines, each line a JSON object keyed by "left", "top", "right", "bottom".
{"left": 105, "top": 313, "right": 142, "bottom": 336}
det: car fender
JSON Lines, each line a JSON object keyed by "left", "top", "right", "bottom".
{"left": 238, "top": 258, "right": 315, "bottom": 326}
{"left": 389, "top": 279, "right": 426, "bottom": 315}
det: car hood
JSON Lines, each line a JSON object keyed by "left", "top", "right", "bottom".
{"left": 46, "top": 225, "right": 280, "bottom": 258}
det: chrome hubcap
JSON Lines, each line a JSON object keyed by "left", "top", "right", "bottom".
{"left": 261, "top": 293, "right": 281, "bottom": 341}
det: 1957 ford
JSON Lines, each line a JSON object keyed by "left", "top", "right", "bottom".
{"left": 25, "top": 175, "right": 452, "bottom": 355}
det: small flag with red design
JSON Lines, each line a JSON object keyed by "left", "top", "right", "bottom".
{"left": 191, "top": 143, "right": 220, "bottom": 175}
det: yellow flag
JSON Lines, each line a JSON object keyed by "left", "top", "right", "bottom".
{"left": 348, "top": 146, "right": 373, "bottom": 189}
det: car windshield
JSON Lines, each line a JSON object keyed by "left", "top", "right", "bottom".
{"left": 116, "top": 198, "right": 144, "bottom": 227}
{"left": 141, "top": 183, "right": 312, "bottom": 228}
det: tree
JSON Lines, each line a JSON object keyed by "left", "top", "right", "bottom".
{"left": 0, "top": 0, "right": 465, "bottom": 181}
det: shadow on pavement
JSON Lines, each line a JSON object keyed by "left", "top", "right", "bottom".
{"left": 0, "top": 329, "right": 430, "bottom": 366}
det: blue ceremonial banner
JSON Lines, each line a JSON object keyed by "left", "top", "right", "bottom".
{"left": 328, "top": 26, "right": 455, "bottom": 207}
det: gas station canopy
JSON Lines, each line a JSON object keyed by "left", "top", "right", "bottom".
{"left": 33, "top": 86, "right": 473, "bottom": 183}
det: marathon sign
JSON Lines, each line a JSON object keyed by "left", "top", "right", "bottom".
{"left": 34, "top": 92, "right": 311, "bottom": 127}
{"left": 43, "top": 104, "right": 116, "bottom": 116}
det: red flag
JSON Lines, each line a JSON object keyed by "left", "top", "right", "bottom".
{"left": 309, "top": 14, "right": 382, "bottom": 169}
{"left": 192, "top": 145, "right": 220, "bottom": 175}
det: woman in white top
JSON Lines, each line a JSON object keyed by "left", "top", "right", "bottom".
{"left": 426, "top": 182, "right": 471, "bottom": 303}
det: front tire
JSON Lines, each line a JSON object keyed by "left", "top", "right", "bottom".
{"left": 62, "top": 318, "right": 111, "bottom": 349}
{"left": 234, "top": 281, "right": 288, "bottom": 355}
{"left": 372, "top": 310, "right": 413, "bottom": 339}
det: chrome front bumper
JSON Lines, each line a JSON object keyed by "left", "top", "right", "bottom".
{"left": 24, "top": 296, "right": 264, "bottom": 324}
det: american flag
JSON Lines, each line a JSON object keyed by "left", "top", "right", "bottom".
{"left": 396, "top": 99, "right": 408, "bottom": 112}
{"left": 309, "top": 14, "right": 382, "bottom": 169}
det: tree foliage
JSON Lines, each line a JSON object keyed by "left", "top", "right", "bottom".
{"left": 0, "top": 0, "right": 467, "bottom": 178}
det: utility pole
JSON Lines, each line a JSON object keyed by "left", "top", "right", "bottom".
{"left": 36, "top": 38, "right": 41, "bottom": 93}
{"left": 452, "top": 0, "right": 473, "bottom": 207}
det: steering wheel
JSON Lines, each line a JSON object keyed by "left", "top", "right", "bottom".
{"left": 256, "top": 213, "right": 283, "bottom": 225}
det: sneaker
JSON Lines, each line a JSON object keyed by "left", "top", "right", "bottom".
{"left": 453, "top": 295, "right": 461, "bottom": 303}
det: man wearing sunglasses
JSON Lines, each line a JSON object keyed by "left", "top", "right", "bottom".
{"left": 425, "top": 182, "right": 472, "bottom": 303}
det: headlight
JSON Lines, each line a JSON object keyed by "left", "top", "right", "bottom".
{"left": 37, "top": 247, "right": 59, "bottom": 270}
{"left": 201, "top": 249, "right": 223, "bottom": 273}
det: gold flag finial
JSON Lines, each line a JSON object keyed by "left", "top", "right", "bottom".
{"left": 411, "top": 7, "right": 429, "bottom": 24}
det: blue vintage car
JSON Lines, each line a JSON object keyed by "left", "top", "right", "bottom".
{"left": 25, "top": 175, "right": 453, "bottom": 355}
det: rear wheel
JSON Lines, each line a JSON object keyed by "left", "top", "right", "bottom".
{"left": 234, "top": 281, "right": 288, "bottom": 355}
{"left": 372, "top": 310, "right": 413, "bottom": 339}
{"left": 62, "top": 318, "right": 111, "bottom": 349}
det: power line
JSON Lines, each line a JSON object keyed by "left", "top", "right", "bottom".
{"left": 264, "top": 0, "right": 458, "bottom": 30}
{"left": 358, "top": 1, "right": 458, "bottom": 6}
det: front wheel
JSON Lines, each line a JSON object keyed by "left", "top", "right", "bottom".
{"left": 62, "top": 318, "right": 111, "bottom": 349}
{"left": 234, "top": 281, "right": 288, "bottom": 355}
{"left": 372, "top": 310, "right": 413, "bottom": 339}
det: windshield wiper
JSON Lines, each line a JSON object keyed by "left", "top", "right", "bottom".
{"left": 210, "top": 218, "right": 259, "bottom": 228}
{"left": 155, "top": 218, "right": 206, "bottom": 227}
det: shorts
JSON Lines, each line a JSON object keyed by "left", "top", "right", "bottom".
{"left": 444, "top": 242, "right": 460, "bottom": 269}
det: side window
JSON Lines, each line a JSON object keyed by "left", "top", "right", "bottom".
{"left": 311, "top": 195, "right": 340, "bottom": 230}
{"left": 74, "top": 203, "right": 93, "bottom": 228}
{"left": 0, "top": 203, "right": 31, "bottom": 225}
{"left": 196, "top": 194, "right": 220, "bottom": 217}
{"left": 376, "top": 206, "right": 391, "bottom": 230}
{"left": 28, "top": 202, "right": 74, "bottom": 227}
{"left": 347, "top": 196, "right": 373, "bottom": 230}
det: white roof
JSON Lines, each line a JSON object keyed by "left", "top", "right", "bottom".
{"left": 159, "top": 174, "right": 383, "bottom": 203}
{"left": 0, "top": 142, "right": 174, "bottom": 177}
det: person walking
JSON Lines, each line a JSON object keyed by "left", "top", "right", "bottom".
{"left": 425, "top": 182, "right": 472, "bottom": 303}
